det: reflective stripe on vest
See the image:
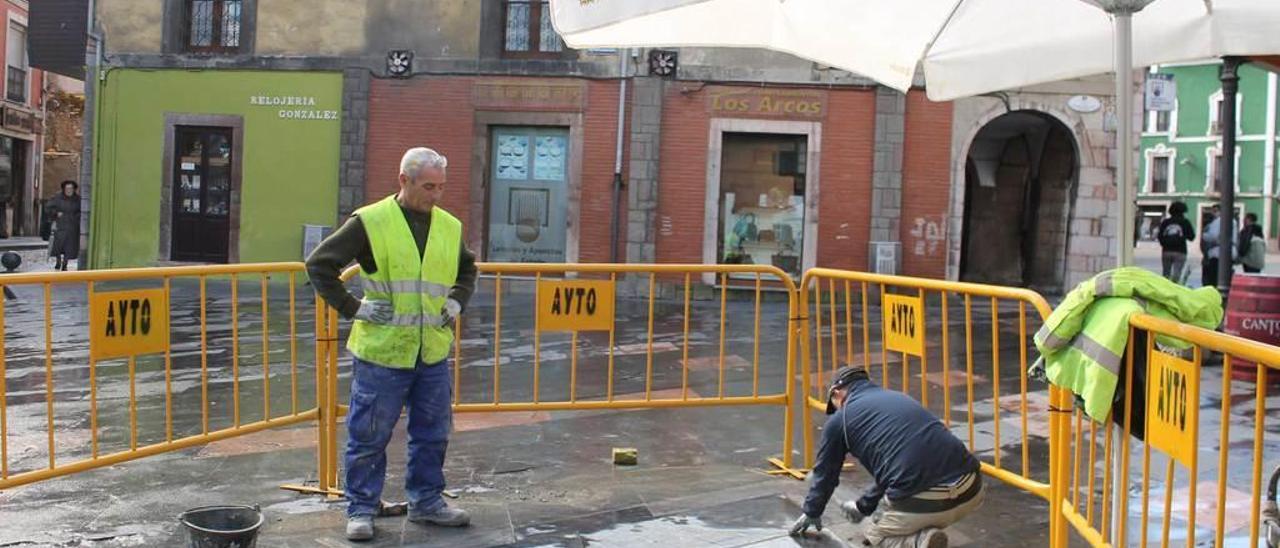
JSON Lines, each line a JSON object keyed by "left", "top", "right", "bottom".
{"left": 346, "top": 195, "right": 461, "bottom": 369}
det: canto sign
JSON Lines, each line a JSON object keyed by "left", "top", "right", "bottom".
{"left": 248, "top": 95, "right": 339, "bottom": 121}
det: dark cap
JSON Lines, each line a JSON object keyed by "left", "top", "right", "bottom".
{"left": 825, "top": 366, "right": 869, "bottom": 414}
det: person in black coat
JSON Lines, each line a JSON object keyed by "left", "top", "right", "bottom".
{"left": 45, "top": 181, "right": 80, "bottom": 271}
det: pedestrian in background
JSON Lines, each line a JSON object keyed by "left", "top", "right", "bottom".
{"left": 45, "top": 180, "right": 80, "bottom": 271}
{"left": 1238, "top": 212, "right": 1266, "bottom": 274}
{"left": 1201, "top": 205, "right": 1235, "bottom": 288}
{"left": 1157, "top": 201, "right": 1194, "bottom": 282}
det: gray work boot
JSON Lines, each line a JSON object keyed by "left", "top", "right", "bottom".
{"left": 918, "top": 528, "right": 948, "bottom": 548}
{"left": 409, "top": 504, "right": 471, "bottom": 527}
{"left": 346, "top": 515, "right": 375, "bottom": 541}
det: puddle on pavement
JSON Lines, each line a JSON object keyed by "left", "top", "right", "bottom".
{"left": 522, "top": 515, "right": 792, "bottom": 547}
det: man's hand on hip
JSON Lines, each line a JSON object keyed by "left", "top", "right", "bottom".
{"left": 439, "top": 298, "right": 462, "bottom": 328}
{"left": 354, "top": 299, "right": 394, "bottom": 324}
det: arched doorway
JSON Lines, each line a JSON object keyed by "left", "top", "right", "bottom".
{"left": 959, "top": 111, "right": 1079, "bottom": 292}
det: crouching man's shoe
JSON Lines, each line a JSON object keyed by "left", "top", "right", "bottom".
{"left": 409, "top": 504, "right": 471, "bottom": 527}
{"left": 346, "top": 515, "right": 375, "bottom": 541}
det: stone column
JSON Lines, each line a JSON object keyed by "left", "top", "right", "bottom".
{"left": 869, "top": 86, "right": 906, "bottom": 271}
{"left": 622, "top": 76, "right": 663, "bottom": 296}
{"left": 338, "top": 68, "right": 370, "bottom": 220}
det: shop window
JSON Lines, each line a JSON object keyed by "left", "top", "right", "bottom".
{"left": 503, "top": 1, "right": 565, "bottom": 57}
{"left": 171, "top": 126, "right": 235, "bottom": 262}
{"left": 6, "top": 22, "right": 27, "bottom": 104}
{"left": 185, "top": 0, "right": 242, "bottom": 53}
{"left": 718, "top": 133, "right": 807, "bottom": 278}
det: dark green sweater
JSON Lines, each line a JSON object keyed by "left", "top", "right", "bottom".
{"left": 305, "top": 204, "right": 478, "bottom": 319}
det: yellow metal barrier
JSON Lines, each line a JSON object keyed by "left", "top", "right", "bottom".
{"left": 1053, "top": 312, "right": 1280, "bottom": 548}
{"left": 301, "top": 262, "right": 806, "bottom": 497}
{"left": 796, "top": 268, "right": 1065, "bottom": 506}
{"left": 0, "top": 263, "right": 323, "bottom": 491}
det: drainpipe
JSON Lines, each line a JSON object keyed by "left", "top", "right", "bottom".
{"left": 609, "top": 51, "right": 628, "bottom": 263}
{"left": 1265, "top": 71, "right": 1277, "bottom": 240}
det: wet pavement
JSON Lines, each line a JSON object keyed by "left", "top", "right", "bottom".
{"left": 0, "top": 271, "right": 1272, "bottom": 546}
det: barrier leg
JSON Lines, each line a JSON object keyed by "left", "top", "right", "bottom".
{"left": 767, "top": 297, "right": 807, "bottom": 480}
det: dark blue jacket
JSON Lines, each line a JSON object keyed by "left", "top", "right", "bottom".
{"left": 802, "top": 378, "right": 979, "bottom": 518}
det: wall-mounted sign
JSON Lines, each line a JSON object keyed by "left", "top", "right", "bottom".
{"left": 2, "top": 106, "right": 36, "bottom": 134}
{"left": 472, "top": 81, "right": 587, "bottom": 111}
{"left": 248, "top": 95, "right": 339, "bottom": 121}
{"left": 1067, "top": 95, "right": 1102, "bottom": 114}
{"left": 707, "top": 87, "right": 827, "bottom": 120}
{"left": 1145, "top": 73, "right": 1176, "bottom": 112}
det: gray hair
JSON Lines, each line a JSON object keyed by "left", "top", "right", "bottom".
{"left": 400, "top": 147, "right": 448, "bottom": 179}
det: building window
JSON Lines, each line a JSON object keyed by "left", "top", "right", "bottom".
{"left": 1150, "top": 155, "right": 1170, "bottom": 193}
{"left": 718, "top": 133, "right": 808, "bottom": 278}
{"left": 1154, "top": 109, "right": 1171, "bottom": 133}
{"left": 1205, "top": 147, "right": 1240, "bottom": 195}
{"left": 503, "top": 1, "right": 564, "bottom": 56}
{"left": 1208, "top": 92, "right": 1240, "bottom": 137}
{"left": 186, "top": 0, "right": 242, "bottom": 53}
{"left": 6, "top": 22, "right": 27, "bottom": 103}
{"left": 1146, "top": 108, "right": 1172, "bottom": 134}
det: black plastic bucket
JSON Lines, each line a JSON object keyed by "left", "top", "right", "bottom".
{"left": 178, "top": 505, "right": 264, "bottom": 548}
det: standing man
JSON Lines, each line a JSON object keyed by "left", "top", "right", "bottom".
{"left": 1156, "top": 201, "right": 1194, "bottom": 282}
{"left": 307, "top": 147, "right": 478, "bottom": 541}
{"left": 790, "top": 367, "right": 982, "bottom": 548}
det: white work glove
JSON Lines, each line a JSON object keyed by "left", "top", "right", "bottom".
{"left": 354, "top": 299, "right": 394, "bottom": 324}
{"left": 789, "top": 514, "right": 823, "bottom": 536}
{"left": 841, "top": 500, "right": 870, "bottom": 524}
{"left": 439, "top": 298, "right": 462, "bottom": 328}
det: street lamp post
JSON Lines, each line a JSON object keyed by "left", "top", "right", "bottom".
{"left": 1090, "top": 4, "right": 1156, "bottom": 546}
{"left": 1218, "top": 57, "right": 1242, "bottom": 293}
{"left": 1095, "top": 0, "right": 1156, "bottom": 267}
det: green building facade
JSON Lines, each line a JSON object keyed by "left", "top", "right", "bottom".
{"left": 1137, "top": 62, "right": 1280, "bottom": 242}
{"left": 89, "top": 69, "right": 342, "bottom": 268}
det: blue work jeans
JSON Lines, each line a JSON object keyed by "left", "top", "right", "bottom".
{"left": 344, "top": 356, "right": 452, "bottom": 517}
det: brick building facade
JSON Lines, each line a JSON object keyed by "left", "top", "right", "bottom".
{"left": 86, "top": 1, "right": 1117, "bottom": 289}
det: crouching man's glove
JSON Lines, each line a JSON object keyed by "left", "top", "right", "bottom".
{"left": 789, "top": 514, "right": 823, "bottom": 536}
{"left": 840, "top": 499, "right": 872, "bottom": 524}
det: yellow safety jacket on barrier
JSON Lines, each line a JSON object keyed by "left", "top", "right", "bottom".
{"left": 1033, "top": 267, "right": 1222, "bottom": 422}
{"left": 347, "top": 196, "right": 461, "bottom": 369}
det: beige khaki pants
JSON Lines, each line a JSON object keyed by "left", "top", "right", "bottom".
{"left": 862, "top": 472, "right": 985, "bottom": 548}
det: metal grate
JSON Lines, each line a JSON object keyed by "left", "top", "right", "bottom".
{"left": 187, "top": 0, "right": 241, "bottom": 53}
{"left": 503, "top": 1, "right": 563, "bottom": 55}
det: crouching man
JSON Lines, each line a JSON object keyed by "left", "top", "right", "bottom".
{"left": 790, "top": 367, "right": 984, "bottom": 548}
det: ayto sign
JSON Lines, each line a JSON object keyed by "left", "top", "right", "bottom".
{"left": 536, "top": 279, "right": 616, "bottom": 332}
{"left": 1145, "top": 349, "right": 1199, "bottom": 467}
{"left": 89, "top": 289, "right": 168, "bottom": 360}
{"left": 882, "top": 293, "right": 924, "bottom": 357}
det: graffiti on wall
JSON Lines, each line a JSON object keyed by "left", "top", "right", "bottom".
{"left": 909, "top": 215, "right": 946, "bottom": 257}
